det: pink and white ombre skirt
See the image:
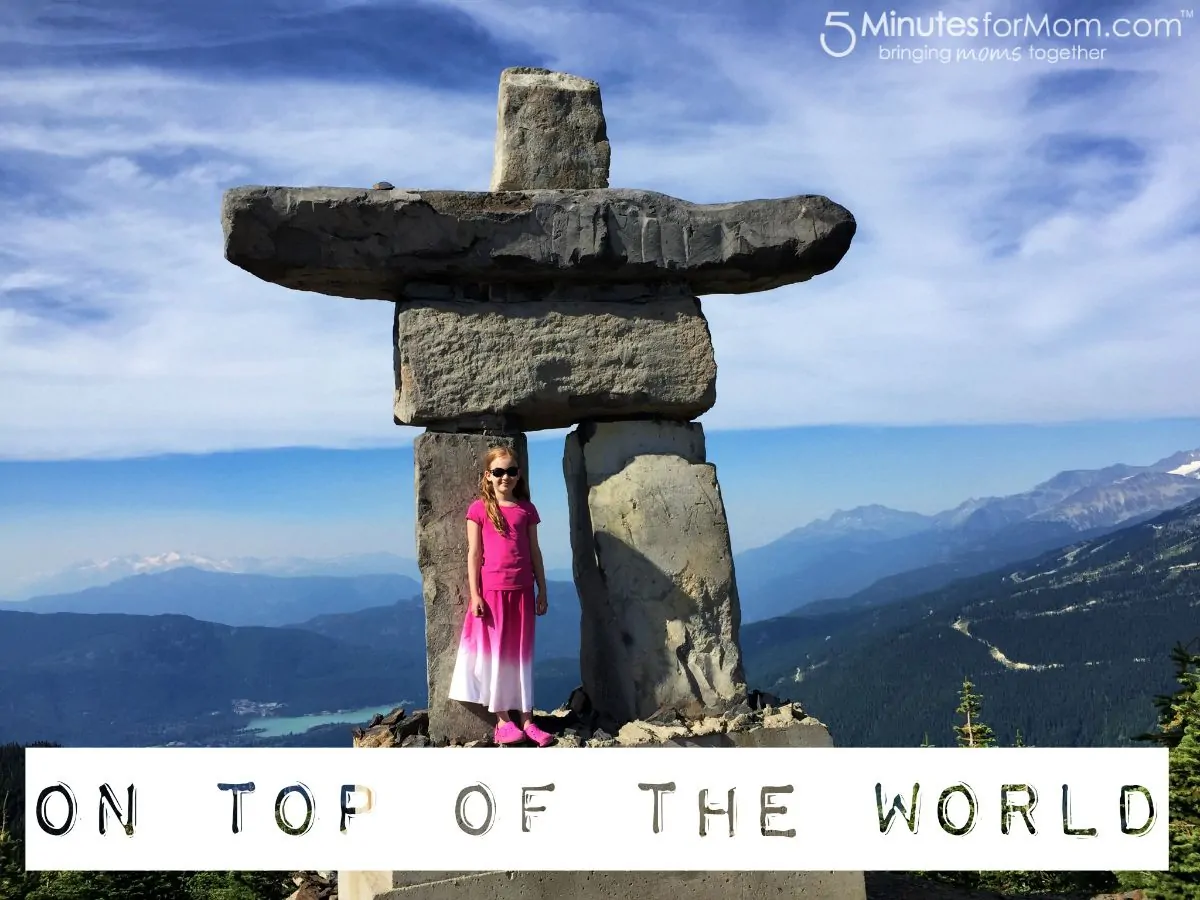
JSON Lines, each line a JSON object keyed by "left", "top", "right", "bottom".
{"left": 448, "top": 587, "right": 536, "bottom": 714}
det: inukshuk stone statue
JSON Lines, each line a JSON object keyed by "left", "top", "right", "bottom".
{"left": 221, "top": 67, "right": 856, "bottom": 745}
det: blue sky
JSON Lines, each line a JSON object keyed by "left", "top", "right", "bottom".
{"left": 0, "top": 1, "right": 1197, "bottom": 591}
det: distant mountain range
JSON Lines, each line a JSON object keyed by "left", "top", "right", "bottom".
{"left": 1, "top": 568, "right": 422, "bottom": 627}
{"left": 734, "top": 448, "right": 1200, "bottom": 621}
{"left": 5, "top": 494, "right": 1195, "bottom": 751}
{"left": 3, "top": 551, "right": 423, "bottom": 601}
{"left": 14, "top": 449, "right": 1197, "bottom": 623}
{"left": 741, "top": 495, "right": 1200, "bottom": 747}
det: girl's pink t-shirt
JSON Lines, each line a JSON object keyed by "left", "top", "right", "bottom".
{"left": 467, "top": 498, "right": 540, "bottom": 590}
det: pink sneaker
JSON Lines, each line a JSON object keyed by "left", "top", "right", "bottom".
{"left": 495, "top": 721, "right": 525, "bottom": 745}
{"left": 523, "top": 721, "right": 555, "bottom": 747}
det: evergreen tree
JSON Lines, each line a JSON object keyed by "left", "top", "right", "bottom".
{"left": 22, "top": 871, "right": 98, "bottom": 900}
{"left": 954, "top": 677, "right": 996, "bottom": 747}
{"left": 920, "top": 680, "right": 1118, "bottom": 897}
{"left": 0, "top": 823, "right": 38, "bottom": 900}
{"left": 1121, "top": 641, "right": 1200, "bottom": 898}
{"left": 187, "top": 872, "right": 292, "bottom": 900}
{"left": 23, "top": 871, "right": 194, "bottom": 900}
{"left": 1137, "top": 642, "right": 1200, "bottom": 751}
{"left": 18, "top": 870, "right": 291, "bottom": 900}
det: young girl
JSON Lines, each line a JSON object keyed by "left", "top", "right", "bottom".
{"left": 447, "top": 446, "right": 555, "bottom": 747}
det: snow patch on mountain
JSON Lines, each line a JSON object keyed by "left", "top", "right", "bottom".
{"left": 88, "top": 552, "right": 237, "bottom": 576}
{"left": 5, "top": 551, "right": 420, "bottom": 601}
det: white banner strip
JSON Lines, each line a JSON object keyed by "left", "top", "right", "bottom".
{"left": 24, "top": 747, "right": 1168, "bottom": 872}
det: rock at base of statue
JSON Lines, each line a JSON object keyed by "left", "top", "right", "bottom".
{"left": 565, "top": 419, "right": 746, "bottom": 724}
{"left": 354, "top": 870, "right": 867, "bottom": 900}
{"left": 393, "top": 289, "right": 716, "bottom": 431}
{"left": 349, "top": 691, "right": 829, "bottom": 750}
{"left": 415, "top": 429, "right": 528, "bottom": 744}
{"left": 340, "top": 700, "right": 865, "bottom": 900}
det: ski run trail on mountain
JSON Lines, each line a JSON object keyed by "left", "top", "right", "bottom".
{"left": 950, "top": 616, "right": 1150, "bottom": 672}
{"left": 951, "top": 617, "right": 1063, "bottom": 671}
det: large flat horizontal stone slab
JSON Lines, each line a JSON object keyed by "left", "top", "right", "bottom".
{"left": 222, "top": 186, "right": 855, "bottom": 300}
{"left": 393, "top": 293, "right": 716, "bottom": 430}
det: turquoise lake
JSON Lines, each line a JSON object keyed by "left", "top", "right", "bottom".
{"left": 241, "top": 702, "right": 409, "bottom": 737}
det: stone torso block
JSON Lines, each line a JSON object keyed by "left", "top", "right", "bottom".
{"left": 393, "top": 287, "right": 716, "bottom": 431}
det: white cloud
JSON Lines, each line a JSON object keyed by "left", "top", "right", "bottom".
{"left": 0, "top": 0, "right": 1197, "bottom": 459}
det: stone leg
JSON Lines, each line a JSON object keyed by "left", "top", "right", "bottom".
{"left": 564, "top": 420, "right": 746, "bottom": 723}
{"left": 415, "top": 429, "right": 528, "bottom": 744}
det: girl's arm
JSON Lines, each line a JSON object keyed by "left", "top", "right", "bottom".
{"left": 466, "top": 519, "right": 483, "bottom": 603}
{"left": 529, "top": 523, "right": 547, "bottom": 603}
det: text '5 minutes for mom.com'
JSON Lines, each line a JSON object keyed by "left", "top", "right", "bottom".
{"left": 817, "top": 9, "right": 1191, "bottom": 64}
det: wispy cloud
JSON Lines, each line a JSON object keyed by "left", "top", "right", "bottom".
{"left": 0, "top": 0, "right": 1196, "bottom": 459}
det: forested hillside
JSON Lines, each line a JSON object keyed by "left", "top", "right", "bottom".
{"left": 743, "top": 497, "right": 1200, "bottom": 747}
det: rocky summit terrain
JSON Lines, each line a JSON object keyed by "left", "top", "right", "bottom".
{"left": 350, "top": 687, "right": 816, "bottom": 749}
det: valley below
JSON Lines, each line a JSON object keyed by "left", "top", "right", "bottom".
{"left": 0, "top": 575, "right": 584, "bottom": 748}
{"left": 744, "top": 497, "right": 1200, "bottom": 747}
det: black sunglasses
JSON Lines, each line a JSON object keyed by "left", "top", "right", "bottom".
{"left": 489, "top": 466, "right": 520, "bottom": 478}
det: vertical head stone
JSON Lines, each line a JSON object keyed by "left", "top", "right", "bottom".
{"left": 489, "top": 66, "right": 611, "bottom": 191}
